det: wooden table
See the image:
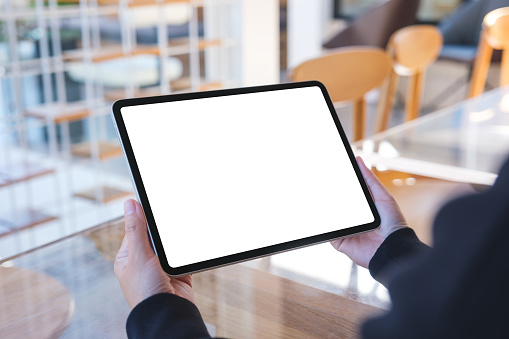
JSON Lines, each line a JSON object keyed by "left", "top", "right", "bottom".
{"left": 194, "top": 265, "right": 381, "bottom": 338}
{"left": 1, "top": 218, "right": 382, "bottom": 338}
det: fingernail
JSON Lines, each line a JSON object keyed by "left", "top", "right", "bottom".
{"left": 124, "top": 200, "right": 136, "bottom": 215}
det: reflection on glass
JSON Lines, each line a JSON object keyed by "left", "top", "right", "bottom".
{"left": 499, "top": 94, "right": 509, "bottom": 112}
{"left": 469, "top": 109, "right": 495, "bottom": 122}
{"left": 354, "top": 86, "right": 509, "bottom": 185}
{"left": 361, "top": 139, "right": 375, "bottom": 154}
{"left": 379, "top": 141, "right": 400, "bottom": 158}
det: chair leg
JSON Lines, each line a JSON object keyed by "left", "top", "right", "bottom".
{"left": 375, "top": 70, "right": 399, "bottom": 133}
{"left": 405, "top": 71, "right": 423, "bottom": 122}
{"left": 353, "top": 98, "right": 365, "bottom": 142}
{"left": 501, "top": 49, "right": 509, "bottom": 87}
{"left": 468, "top": 32, "right": 493, "bottom": 98}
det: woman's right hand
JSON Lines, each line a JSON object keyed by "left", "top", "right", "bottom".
{"left": 330, "top": 157, "right": 409, "bottom": 268}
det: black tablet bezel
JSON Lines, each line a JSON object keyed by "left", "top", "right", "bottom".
{"left": 112, "top": 81, "right": 380, "bottom": 276}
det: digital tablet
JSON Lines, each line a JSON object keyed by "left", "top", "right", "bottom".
{"left": 112, "top": 81, "right": 380, "bottom": 276}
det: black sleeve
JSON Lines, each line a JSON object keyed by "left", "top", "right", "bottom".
{"left": 368, "top": 227, "right": 430, "bottom": 288}
{"left": 362, "top": 157, "right": 509, "bottom": 338}
{"left": 126, "top": 293, "right": 211, "bottom": 339}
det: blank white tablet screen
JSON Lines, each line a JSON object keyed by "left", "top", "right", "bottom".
{"left": 121, "top": 86, "right": 374, "bottom": 268}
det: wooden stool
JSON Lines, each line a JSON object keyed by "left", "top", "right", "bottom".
{"left": 375, "top": 25, "right": 443, "bottom": 133}
{"left": 468, "top": 7, "right": 509, "bottom": 98}
{"left": 0, "top": 267, "right": 74, "bottom": 338}
{"left": 288, "top": 47, "right": 391, "bottom": 141}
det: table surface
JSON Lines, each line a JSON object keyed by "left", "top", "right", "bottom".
{"left": 4, "top": 85, "right": 500, "bottom": 339}
{"left": 0, "top": 218, "right": 383, "bottom": 339}
{"left": 0, "top": 267, "right": 74, "bottom": 339}
{"left": 354, "top": 86, "right": 509, "bottom": 185}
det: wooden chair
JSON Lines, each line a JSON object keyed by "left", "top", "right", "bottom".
{"left": 375, "top": 25, "right": 443, "bottom": 133}
{"left": 430, "top": 0, "right": 505, "bottom": 108}
{"left": 468, "top": 7, "right": 509, "bottom": 98}
{"left": 288, "top": 47, "right": 391, "bottom": 141}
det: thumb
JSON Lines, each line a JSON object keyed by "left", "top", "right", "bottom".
{"left": 356, "top": 157, "right": 394, "bottom": 202}
{"left": 124, "top": 199, "right": 154, "bottom": 257}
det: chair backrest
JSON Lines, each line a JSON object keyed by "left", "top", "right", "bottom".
{"left": 290, "top": 47, "right": 391, "bottom": 102}
{"left": 288, "top": 47, "right": 391, "bottom": 141}
{"left": 390, "top": 25, "right": 443, "bottom": 75}
{"left": 468, "top": 6, "right": 509, "bottom": 97}
{"left": 323, "top": 0, "right": 420, "bottom": 49}
{"left": 375, "top": 25, "right": 442, "bottom": 132}
{"left": 483, "top": 7, "right": 509, "bottom": 49}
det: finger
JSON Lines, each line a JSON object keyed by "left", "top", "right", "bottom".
{"left": 115, "top": 234, "right": 129, "bottom": 261}
{"left": 356, "top": 157, "right": 394, "bottom": 201}
{"left": 114, "top": 235, "right": 129, "bottom": 276}
{"left": 124, "top": 199, "right": 153, "bottom": 257}
{"left": 173, "top": 274, "right": 193, "bottom": 288}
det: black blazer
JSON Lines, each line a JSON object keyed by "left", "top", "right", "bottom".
{"left": 126, "top": 157, "right": 509, "bottom": 339}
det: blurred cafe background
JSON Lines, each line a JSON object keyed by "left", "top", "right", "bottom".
{"left": 1, "top": 0, "right": 509, "bottom": 338}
